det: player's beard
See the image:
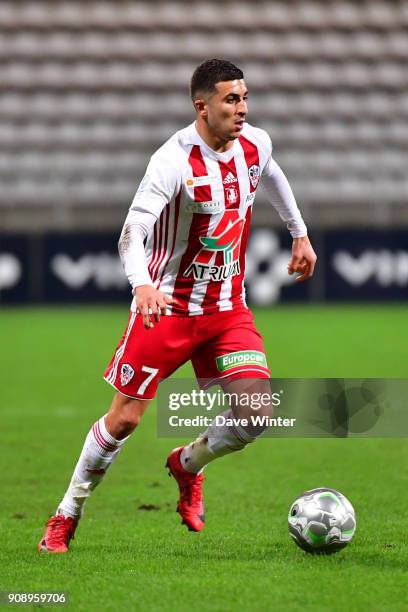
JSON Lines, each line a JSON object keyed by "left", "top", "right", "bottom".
{"left": 208, "top": 116, "right": 238, "bottom": 143}
{"left": 226, "top": 119, "right": 244, "bottom": 140}
{"left": 219, "top": 126, "right": 239, "bottom": 143}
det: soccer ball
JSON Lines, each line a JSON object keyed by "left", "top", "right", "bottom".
{"left": 288, "top": 487, "right": 356, "bottom": 554}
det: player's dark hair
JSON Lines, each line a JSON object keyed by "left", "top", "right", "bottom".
{"left": 190, "top": 59, "right": 244, "bottom": 100}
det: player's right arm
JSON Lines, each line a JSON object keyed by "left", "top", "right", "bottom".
{"left": 118, "top": 212, "right": 175, "bottom": 329}
{"left": 132, "top": 283, "right": 175, "bottom": 329}
{"left": 118, "top": 150, "right": 181, "bottom": 329}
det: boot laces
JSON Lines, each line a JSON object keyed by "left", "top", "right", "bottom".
{"left": 46, "top": 515, "right": 76, "bottom": 545}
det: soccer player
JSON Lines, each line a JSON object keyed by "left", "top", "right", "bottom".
{"left": 38, "top": 59, "right": 316, "bottom": 552}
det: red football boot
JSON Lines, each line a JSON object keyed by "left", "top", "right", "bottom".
{"left": 166, "top": 447, "right": 205, "bottom": 532}
{"left": 38, "top": 514, "right": 78, "bottom": 553}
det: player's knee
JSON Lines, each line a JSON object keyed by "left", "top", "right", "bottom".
{"left": 107, "top": 394, "right": 149, "bottom": 438}
{"left": 224, "top": 376, "right": 273, "bottom": 437}
{"left": 117, "top": 413, "right": 141, "bottom": 434}
{"left": 118, "top": 400, "right": 146, "bottom": 431}
{"left": 248, "top": 394, "right": 273, "bottom": 438}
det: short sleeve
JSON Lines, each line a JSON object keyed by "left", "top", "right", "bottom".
{"left": 260, "top": 131, "right": 273, "bottom": 168}
{"left": 246, "top": 126, "right": 273, "bottom": 170}
{"left": 130, "top": 151, "right": 181, "bottom": 218}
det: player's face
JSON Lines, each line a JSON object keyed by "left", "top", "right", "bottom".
{"left": 202, "top": 79, "right": 248, "bottom": 141}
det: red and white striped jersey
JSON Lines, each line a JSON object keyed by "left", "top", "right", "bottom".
{"left": 126, "top": 121, "right": 306, "bottom": 316}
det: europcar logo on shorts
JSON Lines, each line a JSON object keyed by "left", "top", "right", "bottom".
{"left": 216, "top": 350, "right": 268, "bottom": 372}
{"left": 184, "top": 210, "right": 245, "bottom": 281}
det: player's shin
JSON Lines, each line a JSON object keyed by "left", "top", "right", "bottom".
{"left": 57, "top": 415, "right": 129, "bottom": 520}
{"left": 181, "top": 378, "right": 273, "bottom": 473}
{"left": 180, "top": 408, "right": 264, "bottom": 473}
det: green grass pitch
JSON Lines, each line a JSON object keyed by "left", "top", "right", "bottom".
{"left": 1, "top": 305, "right": 407, "bottom": 611}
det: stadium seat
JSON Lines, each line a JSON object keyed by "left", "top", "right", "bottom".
{"left": 1, "top": 0, "right": 407, "bottom": 224}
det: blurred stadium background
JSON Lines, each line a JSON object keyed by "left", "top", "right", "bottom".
{"left": 0, "top": 0, "right": 407, "bottom": 305}
{"left": 2, "top": 6, "right": 408, "bottom": 608}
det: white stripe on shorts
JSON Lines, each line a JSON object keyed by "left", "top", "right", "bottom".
{"left": 106, "top": 312, "right": 137, "bottom": 384}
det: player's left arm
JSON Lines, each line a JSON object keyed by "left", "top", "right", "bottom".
{"left": 287, "top": 235, "right": 317, "bottom": 283}
{"left": 260, "top": 154, "right": 317, "bottom": 283}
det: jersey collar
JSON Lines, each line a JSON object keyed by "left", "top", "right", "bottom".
{"left": 182, "top": 122, "right": 239, "bottom": 162}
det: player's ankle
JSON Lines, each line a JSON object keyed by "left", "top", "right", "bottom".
{"left": 180, "top": 439, "right": 215, "bottom": 473}
{"left": 56, "top": 507, "right": 80, "bottom": 521}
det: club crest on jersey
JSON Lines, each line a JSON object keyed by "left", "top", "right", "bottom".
{"left": 184, "top": 209, "right": 245, "bottom": 281}
{"left": 120, "top": 363, "right": 134, "bottom": 386}
{"left": 248, "top": 164, "right": 260, "bottom": 189}
{"left": 225, "top": 185, "right": 239, "bottom": 204}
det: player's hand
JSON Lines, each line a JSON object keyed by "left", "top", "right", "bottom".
{"left": 134, "top": 285, "right": 177, "bottom": 330}
{"left": 287, "top": 236, "right": 317, "bottom": 282}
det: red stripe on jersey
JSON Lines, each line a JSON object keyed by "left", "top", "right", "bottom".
{"left": 151, "top": 203, "right": 170, "bottom": 282}
{"left": 151, "top": 209, "right": 164, "bottom": 281}
{"left": 201, "top": 158, "right": 243, "bottom": 311}
{"left": 172, "top": 145, "right": 212, "bottom": 313}
{"left": 148, "top": 220, "right": 158, "bottom": 280}
{"left": 218, "top": 158, "right": 241, "bottom": 209}
{"left": 239, "top": 135, "right": 259, "bottom": 193}
{"left": 199, "top": 159, "right": 237, "bottom": 310}
{"left": 229, "top": 135, "right": 259, "bottom": 304}
{"left": 231, "top": 204, "right": 252, "bottom": 305}
{"left": 157, "top": 190, "right": 181, "bottom": 288}
{"left": 190, "top": 144, "right": 212, "bottom": 202}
